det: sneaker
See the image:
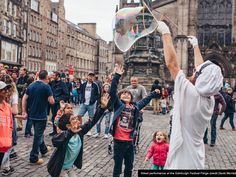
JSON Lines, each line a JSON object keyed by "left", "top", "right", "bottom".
{"left": 30, "top": 158, "right": 44, "bottom": 165}
{"left": 86, "top": 131, "right": 92, "bottom": 136}
{"left": 24, "top": 134, "right": 31, "bottom": 138}
{"left": 10, "top": 152, "right": 17, "bottom": 159}
{"left": 49, "top": 132, "right": 56, "bottom": 136}
{"left": 42, "top": 146, "right": 52, "bottom": 157}
{"left": 210, "top": 144, "right": 215, "bottom": 147}
{"left": 2, "top": 166, "right": 15, "bottom": 176}
{"left": 16, "top": 127, "right": 22, "bottom": 131}
{"left": 104, "top": 134, "right": 109, "bottom": 139}
{"left": 92, "top": 133, "right": 100, "bottom": 138}
{"left": 68, "top": 168, "right": 77, "bottom": 176}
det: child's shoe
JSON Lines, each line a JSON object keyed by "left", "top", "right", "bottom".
{"left": 2, "top": 166, "right": 15, "bottom": 176}
{"left": 92, "top": 133, "right": 100, "bottom": 138}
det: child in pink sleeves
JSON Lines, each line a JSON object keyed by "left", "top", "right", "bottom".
{"left": 145, "top": 130, "right": 169, "bottom": 170}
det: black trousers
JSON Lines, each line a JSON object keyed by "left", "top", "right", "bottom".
{"left": 0, "top": 152, "right": 5, "bottom": 165}
{"left": 113, "top": 140, "right": 134, "bottom": 177}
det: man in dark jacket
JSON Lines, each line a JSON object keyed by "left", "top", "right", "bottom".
{"left": 220, "top": 87, "right": 236, "bottom": 131}
{"left": 49, "top": 71, "right": 69, "bottom": 136}
{"left": 203, "top": 93, "right": 226, "bottom": 147}
{"left": 151, "top": 80, "right": 162, "bottom": 114}
{"left": 16, "top": 67, "right": 29, "bottom": 131}
{"left": 78, "top": 72, "right": 100, "bottom": 135}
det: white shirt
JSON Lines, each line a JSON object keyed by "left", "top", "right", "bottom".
{"left": 165, "top": 70, "right": 214, "bottom": 169}
{"left": 84, "top": 83, "right": 92, "bottom": 105}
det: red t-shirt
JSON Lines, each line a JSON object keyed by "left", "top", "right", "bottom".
{"left": 114, "top": 104, "right": 135, "bottom": 141}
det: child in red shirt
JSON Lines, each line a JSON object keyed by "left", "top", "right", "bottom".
{"left": 145, "top": 130, "right": 169, "bottom": 170}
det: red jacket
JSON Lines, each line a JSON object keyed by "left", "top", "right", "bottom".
{"left": 0, "top": 101, "right": 13, "bottom": 152}
{"left": 146, "top": 142, "right": 169, "bottom": 166}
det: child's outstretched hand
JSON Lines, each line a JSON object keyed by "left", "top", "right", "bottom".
{"left": 101, "top": 93, "right": 110, "bottom": 109}
{"left": 155, "top": 89, "right": 161, "bottom": 94}
{"left": 114, "top": 64, "right": 124, "bottom": 75}
{"left": 144, "top": 157, "right": 149, "bottom": 163}
{"left": 60, "top": 100, "right": 65, "bottom": 109}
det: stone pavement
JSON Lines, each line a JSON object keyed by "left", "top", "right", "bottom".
{"left": 3, "top": 107, "right": 236, "bottom": 177}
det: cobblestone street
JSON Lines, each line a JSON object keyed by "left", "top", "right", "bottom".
{"left": 5, "top": 107, "right": 236, "bottom": 177}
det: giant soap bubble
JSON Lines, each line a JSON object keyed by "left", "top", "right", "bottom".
{"left": 113, "top": 6, "right": 158, "bottom": 52}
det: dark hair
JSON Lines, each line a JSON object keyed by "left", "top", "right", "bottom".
{"left": 39, "top": 70, "right": 48, "bottom": 80}
{"left": 58, "top": 113, "right": 73, "bottom": 131}
{"left": 118, "top": 89, "right": 133, "bottom": 102}
{"left": 152, "top": 130, "right": 168, "bottom": 143}
{"left": 88, "top": 72, "right": 95, "bottom": 76}
{"left": 20, "top": 67, "right": 27, "bottom": 73}
{"left": 154, "top": 80, "right": 159, "bottom": 85}
{"left": 53, "top": 71, "right": 61, "bottom": 78}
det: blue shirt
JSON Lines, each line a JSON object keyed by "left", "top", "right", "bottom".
{"left": 63, "top": 134, "right": 82, "bottom": 169}
{"left": 26, "top": 81, "right": 53, "bottom": 120}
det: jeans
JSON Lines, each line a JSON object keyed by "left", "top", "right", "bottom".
{"left": 96, "top": 111, "right": 112, "bottom": 134}
{"left": 162, "top": 107, "right": 166, "bottom": 114}
{"left": 78, "top": 103, "right": 95, "bottom": 118}
{"left": 51, "top": 103, "right": 60, "bottom": 134}
{"left": 203, "top": 114, "right": 218, "bottom": 144}
{"left": 72, "top": 96, "right": 79, "bottom": 105}
{"left": 152, "top": 98, "right": 160, "bottom": 114}
{"left": 30, "top": 120, "right": 48, "bottom": 163}
{"left": 25, "top": 118, "right": 33, "bottom": 136}
{"left": 220, "top": 113, "right": 235, "bottom": 129}
{"left": 113, "top": 140, "right": 134, "bottom": 177}
{"left": 12, "top": 116, "right": 17, "bottom": 146}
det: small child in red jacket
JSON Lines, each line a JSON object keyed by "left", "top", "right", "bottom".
{"left": 144, "top": 130, "right": 169, "bottom": 170}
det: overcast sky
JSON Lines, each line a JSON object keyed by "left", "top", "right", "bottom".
{"left": 63, "top": 0, "right": 119, "bottom": 42}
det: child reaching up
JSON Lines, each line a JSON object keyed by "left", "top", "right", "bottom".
{"left": 109, "top": 64, "right": 160, "bottom": 177}
{"left": 47, "top": 94, "right": 110, "bottom": 177}
{"left": 144, "top": 130, "right": 169, "bottom": 170}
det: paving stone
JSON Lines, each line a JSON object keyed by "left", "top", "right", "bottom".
{"left": 3, "top": 107, "right": 236, "bottom": 176}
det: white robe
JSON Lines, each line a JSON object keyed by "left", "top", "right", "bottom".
{"left": 165, "top": 70, "right": 215, "bottom": 169}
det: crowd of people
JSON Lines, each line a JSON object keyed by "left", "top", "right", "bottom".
{"left": 0, "top": 20, "right": 236, "bottom": 177}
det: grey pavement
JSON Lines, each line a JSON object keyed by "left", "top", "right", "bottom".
{"left": 2, "top": 106, "right": 236, "bottom": 177}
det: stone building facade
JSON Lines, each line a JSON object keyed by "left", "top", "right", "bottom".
{"left": 65, "top": 21, "right": 97, "bottom": 78}
{"left": 0, "top": 0, "right": 27, "bottom": 69}
{"left": 0, "top": 0, "right": 112, "bottom": 79}
{"left": 152, "top": 0, "right": 236, "bottom": 85}
{"left": 95, "top": 36, "right": 109, "bottom": 80}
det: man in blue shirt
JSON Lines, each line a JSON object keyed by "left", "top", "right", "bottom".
{"left": 22, "top": 70, "right": 55, "bottom": 165}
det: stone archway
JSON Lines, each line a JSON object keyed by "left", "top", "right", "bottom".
{"left": 204, "top": 53, "right": 232, "bottom": 78}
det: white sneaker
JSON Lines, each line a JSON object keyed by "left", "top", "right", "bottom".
{"left": 68, "top": 168, "right": 77, "bottom": 177}
{"left": 104, "top": 134, "right": 109, "bottom": 139}
{"left": 86, "top": 131, "right": 92, "bottom": 136}
{"left": 92, "top": 133, "right": 99, "bottom": 138}
{"left": 60, "top": 170, "right": 69, "bottom": 177}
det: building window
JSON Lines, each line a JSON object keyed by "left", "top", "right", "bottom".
{"left": 13, "top": 24, "right": 16, "bottom": 37}
{"left": 3, "top": 19, "right": 7, "bottom": 33}
{"left": 8, "top": 22, "right": 11, "bottom": 35}
{"left": 8, "top": 1, "right": 12, "bottom": 16}
{"left": 24, "top": 12, "right": 27, "bottom": 23}
{"left": 31, "top": 0, "right": 39, "bottom": 12}
{"left": 1, "top": 41, "right": 18, "bottom": 63}
{"left": 13, "top": 5, "right": 17, "bottom": 17}
{"left": 23, "top": 29, "right": 27, "bottom": 41}
{"left": 4, "top": 0, "right": 8, "bottom": 12}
